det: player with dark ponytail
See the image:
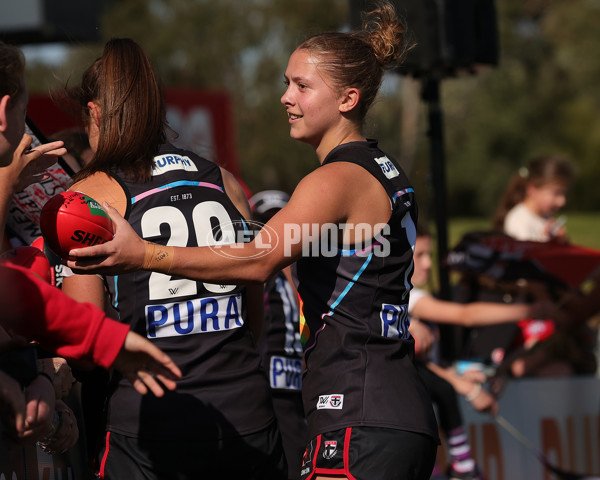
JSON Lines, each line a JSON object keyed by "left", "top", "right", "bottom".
{"left": 62, "top": 38, "right": 286, "bottom": 480}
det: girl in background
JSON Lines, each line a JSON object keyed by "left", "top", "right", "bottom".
{"left": 492, "top": 155, "right": 575, "bottom": 242}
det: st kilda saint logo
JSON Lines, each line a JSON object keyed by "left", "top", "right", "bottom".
{"left": 316, "top": 394, "right": 344, "bottom": 410}
{"left": 323, "top": 441, "right": 337, "bottom": 460}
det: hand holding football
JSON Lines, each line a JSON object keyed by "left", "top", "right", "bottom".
{"left": 40, "top": 191, "right": 114, "bottom": 259}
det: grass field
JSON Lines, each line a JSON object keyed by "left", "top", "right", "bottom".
{"left": 447, "top": 212, "right": 600, "bottom": 250}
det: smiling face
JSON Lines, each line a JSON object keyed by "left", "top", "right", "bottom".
{"left": 281, "top": 49, "right": 345, "bottom": 154}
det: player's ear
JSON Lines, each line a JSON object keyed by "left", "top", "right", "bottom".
{"left": 87, "top": 101, "right": 101, "bottom": 128}
{"left": 339, "top": 88, "right": 360, "bottom": 113}
{"left": 0, "top": 95, "right": 11, "bottom": 133}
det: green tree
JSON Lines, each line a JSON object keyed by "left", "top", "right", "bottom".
{"left": 437, "top": 0, "right": 600, "bottom": 217}
{"left": 24, "top": 0, "right": 600, "bottom": 214}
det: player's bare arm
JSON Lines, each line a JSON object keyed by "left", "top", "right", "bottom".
{"left": 66, "top": 162, "right": 386, "bottom": 282}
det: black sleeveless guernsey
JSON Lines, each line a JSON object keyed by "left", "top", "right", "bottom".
{"left": 104, "top": 144, "right": 275, "bottom": 440}
{"left": 294, "top": 140, "right": 439, "bottom": 442}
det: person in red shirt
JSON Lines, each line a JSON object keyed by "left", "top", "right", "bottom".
{"left": 0, "top": 262, "right": 182, "bottom": 443}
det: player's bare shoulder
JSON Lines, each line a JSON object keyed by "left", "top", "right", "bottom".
{"left": 70, "top": 172, "right": 128, "bottom": 216}
{"left": 298, "top": 162, "right": 390, "bottom": 225}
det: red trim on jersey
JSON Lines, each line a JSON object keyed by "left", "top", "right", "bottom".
{"left": 98, "top": 431, "right": 111, "bottom": 478}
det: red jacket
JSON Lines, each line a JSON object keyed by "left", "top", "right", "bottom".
{"left": 0, "top": 263, "right": 129, "bottom": 369}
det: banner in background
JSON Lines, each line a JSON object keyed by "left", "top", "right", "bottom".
{"left": 442, "top": 376, "right": 600, "bottom": 480}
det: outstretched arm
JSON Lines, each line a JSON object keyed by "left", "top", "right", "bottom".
{"left": 66, "top": 200, "right": 293, "bottom": 282}
{"left": 65, "top": 162, "right": 384, "bottom": 285}
{"left": 0, "top": 264, "right": 182, "bottom": 396}
{"left": 411, "top": 294, "right": 555, "bottom": 327}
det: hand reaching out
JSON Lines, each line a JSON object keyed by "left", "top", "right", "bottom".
{"left": 6, "top": 134, "right": 66, "bottom": 192}
{"left": 112, "top": 331, "right": 182, "bottom": 397}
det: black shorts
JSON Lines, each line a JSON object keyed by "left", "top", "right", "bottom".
{"left": 271, "top": 392, "right": 308, "bottom": 480}
{"left": 299, "top": 427, "right": 436, "bottom": 480}
{"left": 97, "top": 421, "right": 287, "bottom": 480}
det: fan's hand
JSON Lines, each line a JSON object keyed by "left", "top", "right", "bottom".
{"left": 112, "top": 331, "right": 182, "bottom": 397}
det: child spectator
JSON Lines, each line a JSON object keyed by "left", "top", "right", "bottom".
{"left": 492, "top": 155, "right": 575, "bottom": 243}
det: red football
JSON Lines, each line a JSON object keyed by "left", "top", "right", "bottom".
{"left": 0, "top": 245, "right": 52, "bottom": 284}
{"left": 40, "top": 191, "right": 114, "bottom": 259}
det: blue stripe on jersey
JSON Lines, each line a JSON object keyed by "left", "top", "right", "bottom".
{"left": 327, "top": 252, "right": 374, "bottom": 314}
{"left": 130, "top": 180, "right": 225, "bottom": 204}
{"left": 113, "top": 275, "right": 119, "bottom": 309}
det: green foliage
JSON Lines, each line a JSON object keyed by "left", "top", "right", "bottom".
{"left": 23, "top": 0, "right": 600, "bottom": 212}
{"left": 430, "top": 0, "right": 600, "bottom": 217}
